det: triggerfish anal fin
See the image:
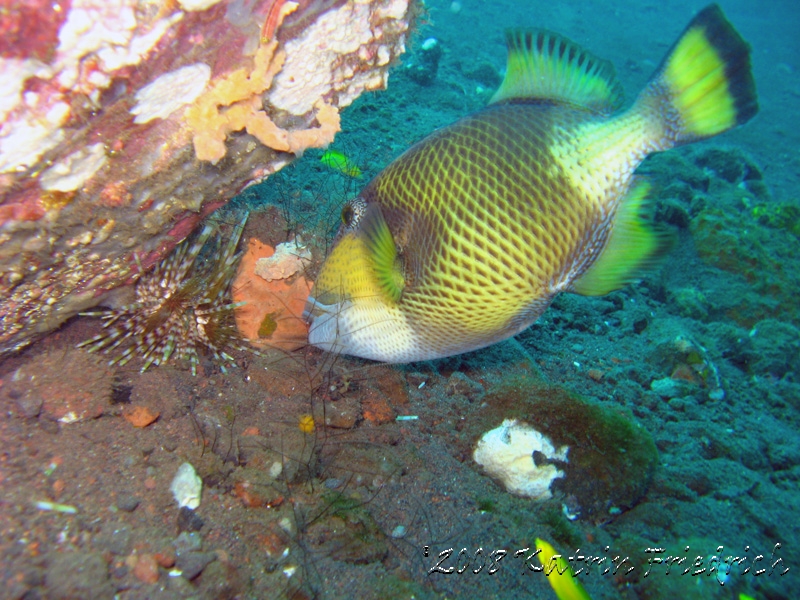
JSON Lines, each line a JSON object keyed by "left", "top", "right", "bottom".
{"left": 358, "top": 204, "right": 405, "bottom": 304}
{"left": 491, "top": 28, "right": 624, "bottom": 114}
{"left": 570, "top": 178, "right": 675, "bottom": 296}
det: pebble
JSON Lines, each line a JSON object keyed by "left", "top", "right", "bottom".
{"left": 445, "top": 372, "right": 484, "bottom": 399}
{"left": 173, "top": 531, "right": 203, "bottom": 554}
{"left": 94, "top": 522, "right": 132, "bottom": 556}
{"left": 177, "top": 506, "right": 204, "bottom": 533}
{"left": 668, "top": 397, "right": 686, "bottom": 412}
{"left": 391, "top": 525, "right": 407, "bottom": 538}
{"left": 16, "top": 392, "right": 44, "bottom": 418}
{"left": 650, "top": 377, "right": 692, "bottom": 399}
{"left": 116, "top": 495, "right": 140, "bottom": 513}
{"left": 123, "top": 405, "right": 160, "bottom": 428}
{"left": 176, "top": 551, "right": 216, "bottom": 580}
{"left": 133, "top": 553, "right": 160, "bottom": 584}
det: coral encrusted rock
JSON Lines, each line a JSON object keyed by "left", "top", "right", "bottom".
{"left": 0, "top": 0, "right": 416, "bottom": 356}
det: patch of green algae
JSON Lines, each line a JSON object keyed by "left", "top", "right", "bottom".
{"left": 475, "top": 374, "right": 658, "bottom": 521}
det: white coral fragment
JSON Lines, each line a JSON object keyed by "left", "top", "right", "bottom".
{"left": 473, "top": 419, "right": 569, "bottom": 500}
{"left": 170, "top": 462, "right": 203, "bottom": 509}
{"left": 132, "top": 63, "right": 212, "bottom": 124}
{"left": 254, "top": 239, "right": 312, "bottom": 282}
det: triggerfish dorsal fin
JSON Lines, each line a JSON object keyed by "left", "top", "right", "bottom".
{"left": 570, "top": 178, "right": 675, "bottom": 296}
{"left": 491, "top": 29, "right": 624, "bottom": 113}
{"left": 358, "top": 204, "right": 405, "bottom": 304}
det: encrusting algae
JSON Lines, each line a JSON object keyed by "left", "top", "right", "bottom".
{"left": 185, "top": 1, "right": 341, "bottom": 163}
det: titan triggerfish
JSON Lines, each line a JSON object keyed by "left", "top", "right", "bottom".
{"left": 305, "top": 4, "right": 758, "bottom": 363}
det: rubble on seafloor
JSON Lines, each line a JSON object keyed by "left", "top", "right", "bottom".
{"left": 0, "top": 0, "right": 417, "bottom": 356}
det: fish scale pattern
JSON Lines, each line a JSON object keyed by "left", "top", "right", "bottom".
{"left": 364, "top": 102, "right": 602, "bottom": 356}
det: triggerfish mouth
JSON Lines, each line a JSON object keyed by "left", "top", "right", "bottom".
{"left": 304, "top": 4, "right": 758, "bottom": 363}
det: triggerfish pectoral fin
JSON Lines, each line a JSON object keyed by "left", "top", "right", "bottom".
{"left": 570, "top": 178, "right": 675, "bottom": 296}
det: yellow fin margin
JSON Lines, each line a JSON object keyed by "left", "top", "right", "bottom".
{"left": 571, "top": 179, "right": 674, "bottom": 296}
{"left": 491, "top": 29, "right": 624, "bottom": 113}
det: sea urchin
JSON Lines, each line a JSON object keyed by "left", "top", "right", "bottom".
{"left": 78, "top": 213, "right": 249, "bottom": 375}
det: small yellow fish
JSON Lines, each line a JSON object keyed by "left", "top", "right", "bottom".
{"left": 306, "top": 4, "right": 757, "bottom": 363}
{"left": 320, "top": 149, "right": 362, "bottom": 178}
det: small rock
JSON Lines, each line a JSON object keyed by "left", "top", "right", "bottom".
{"left": 445, "top": 372, "right": 484, "bottom": 399}
{"left": 587, "top": 369, "right": 604, "bottom": 382}
{"left": 154, "top": 549, "right": 176, "bottom": 568}
{"left": 650, "top": 377, "right": 693, "bottom": 399}
{"left": 94, "top": 522, "right": 132, "bottom": 556}
{"left": 116, "top": 495, "right": 140, "bottom": 513}
{"left": 633, "top": 317, "right": 649, "bottom": 334}
{"left": 323, "top": 397, "right": 359, "bottom": 429}
{"left": 111, "top": 564, "right": 129, "bottom": 580}
{"left": 173, "top": 531, "right": 203, "bottom": 554}
{"left": 123, "top": 405, "right": 159, "bottom": 427}
{"left": 13, "top": 348, "right": 112, "bottom": 424}
{"left": 668, "top": 397, "right": 687, "bottom": 412}
{"left": 16, "top": 392, "right": 44, "bottom": 418}
{"left": 133, "top": 553, "right": 160, "bottom": 584}
{"left": 176, "top": 551, "right": 216, "bottom": 580}
{"left": 177, "top": 507, "right": 204, "bottom": 533}
{"left": 362, "top": 389, "right": 395, "bottom": 424}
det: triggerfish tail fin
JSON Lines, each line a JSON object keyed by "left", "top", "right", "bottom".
{"left": 491, "top": 29, "right": 624, "bottom": 113}
{"left": 535, "top": 538, "right": 593, "bottom": 600}
{"left": 640, "top": 3, "right": 758, "bottom": 145}
{"left": 571, "top": 178, "right": 675, "bottom": 296}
